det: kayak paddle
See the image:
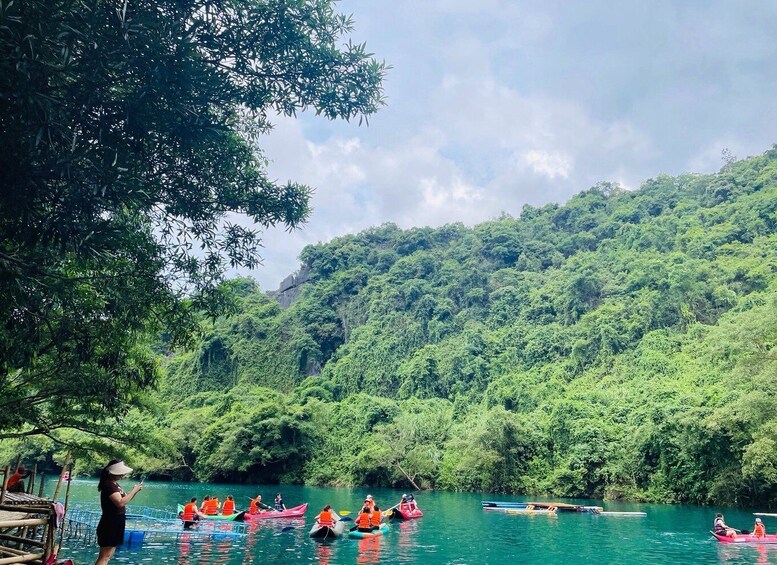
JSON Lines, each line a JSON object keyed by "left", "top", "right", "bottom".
{"left": 382, "top": 503, "right": 400, "bottom": 517}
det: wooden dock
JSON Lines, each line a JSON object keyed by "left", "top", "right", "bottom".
{"left": 0, "top": 465, "right": 67, "bottom": 564}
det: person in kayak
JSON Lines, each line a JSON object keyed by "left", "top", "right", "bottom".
{"left": 753, "top": 517, "right": 766, "bottom": 538}
{"left": 221, "top": 495, "right": 236, "bottom": 516}
{"left": 274, "top": 493, "right": 286, "bottom": 512}
{"left": 200, "top": 495, "right": 219, "bottom": 515}
{"left": 249, "top": 495, "right": 273, "bottom": 514}
{"left": 402, "top": 493, "right": 417, "bottom": 512}
{"left": 354, "top": 507, "right": 373, "bottom": 533}
{"left": 315, "top": 505, "right": 338, "bottom": 528}
{"left": 364, "top": 495, "right": 375, "bottom": 510}
{"left": 713, "top": 513, "right": 736, "bottom": 537}
{"left": 370, "top": 505, "right": 383, "bottom": 530}
{"left": 180, "top": 497, "right": 206, "bottom": 529}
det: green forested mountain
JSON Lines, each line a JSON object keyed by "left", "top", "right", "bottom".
{"left": 157, "top": 147, "right": 777, "bottom": 505}
{"left": 19, "top": 147, "right": 777, "bottom": 505}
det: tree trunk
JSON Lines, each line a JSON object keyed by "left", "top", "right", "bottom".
{"left": 395, "top": 462, "right": 421, "bottom": 491}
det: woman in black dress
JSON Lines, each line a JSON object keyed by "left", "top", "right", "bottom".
{"left": 94, "top": 460, "right": 142, "bottom": 565}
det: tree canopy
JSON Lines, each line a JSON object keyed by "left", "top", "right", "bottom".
{"left": 0, "top": 0, "right": 386, "bottom": 441}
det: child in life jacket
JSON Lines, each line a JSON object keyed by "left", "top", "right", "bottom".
{"left": 355, "top": 507, "right": 373, "bottom": 532}
{"left": 370, "top": 506, "right": 382, "bottom": 530}
{"left": 753, "top": 518, "right": 766, "bottom": 538}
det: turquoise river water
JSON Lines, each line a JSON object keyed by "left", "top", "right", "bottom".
{"left": 49, "top": 480, "right": 777, "bottom": 564}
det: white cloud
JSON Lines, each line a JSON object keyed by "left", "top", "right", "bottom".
{"left": 228, "top": 0, "right": 777, "bottom": 290}
{"left": 686, "top": 141, "right": 740, "bottom": 175}
{"left": 243, "top": 79, "right": 659, "bottom": 288}
{"left": 521, "top": 150, "right": 572, "bottom": 179}
{"left": 420, "top": 175, "right": 482, "bottom": 208}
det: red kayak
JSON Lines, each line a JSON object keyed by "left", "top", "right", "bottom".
{"left": 386, "top": 504, "right": 423, "bottom": 520}
{"left": 712, "top": 532, "right": 777, "bottom": 544}
{"left": 244, "top": 503, "right": 308, "bottom": 520}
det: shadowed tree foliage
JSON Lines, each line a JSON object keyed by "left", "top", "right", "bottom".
{"left": 0, "top": 0, "right": 386, "bottom": 440}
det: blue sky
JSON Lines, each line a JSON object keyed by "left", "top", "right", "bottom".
{"left": 238, "top": 0, "right": 777, "bottom": 290}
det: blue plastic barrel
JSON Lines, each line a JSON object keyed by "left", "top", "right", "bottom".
{"left": 124, "top": 530, "right": 145, "bottom": 544}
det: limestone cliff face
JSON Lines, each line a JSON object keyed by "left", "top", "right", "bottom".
{"left": 269, "top": 264, "right": 310, "bottom": 308}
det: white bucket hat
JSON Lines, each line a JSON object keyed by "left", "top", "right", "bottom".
{"left": 106, "top": 461, "right": 133, "bottom": 476}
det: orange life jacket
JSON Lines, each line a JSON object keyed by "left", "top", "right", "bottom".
{"left": 182, "top": 502, "right": 198, "bottom": 521}
{"left": 222, "top": 499, "right": 235, "bottom": 515}
{"left": 317, "top": 510, "right": 334, "bottom": 527}
{"left": 249, "top": 499, "right": 259, "bottom": 514}
{"left": 5, "top": 472, "right": 23, "bottom": 490}
{"left": 356, "top": 512, "right": 372, "bottom": 529}
{"left": 755, "top": 523, "right": 766, "bottom": 537}
{"left": 204, "top": 498, "right": 218, "bottom": 515}
{"left": 370, "top": 509, "right": 381, "bottom": 527}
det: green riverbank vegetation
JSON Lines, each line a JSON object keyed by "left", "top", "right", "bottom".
{"left": 14, "top": 146, "right": 777, "bottom": 507}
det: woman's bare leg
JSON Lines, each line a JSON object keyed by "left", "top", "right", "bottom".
{"left": 95, "top": 546, "right": 116, "bottom": 565}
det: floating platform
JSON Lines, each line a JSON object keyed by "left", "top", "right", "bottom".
{"left": 482, "top": 501, "right": 603, "bottom": 513}
{"left": 63, "top": 505, "right": 248, "bottom": 545}
{"left": 503, "top": 507, "right": 557, "bottom": 515}
{"left": 481, "top": 501, "right": 644, "bottom": 516}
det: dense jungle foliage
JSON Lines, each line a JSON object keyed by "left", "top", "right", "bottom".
{"left": 6, "top": 147, "right": 777, "bottom": 507}
{"left": 0, "top": 0, "right": 385, "bottom": 442}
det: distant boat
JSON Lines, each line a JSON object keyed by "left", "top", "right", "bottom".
{"left": 481, "top": 501, "right": 603, "bottom": 513}
{"left": 480, "top": 501, "right": 644, "bottom": 516}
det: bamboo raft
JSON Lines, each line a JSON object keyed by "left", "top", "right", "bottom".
{"left": 0, "top": 464, "right": 65, "bottom": 565}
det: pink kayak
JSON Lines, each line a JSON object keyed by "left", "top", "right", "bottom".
{"left": 712, "top": 532, "right": 777, "bottom": 544}
{"left": 244, "top": 503, "right": 308, "bottom": 520}
{"left": 386, "top": 504, "right": 423, "bottom": 520}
